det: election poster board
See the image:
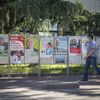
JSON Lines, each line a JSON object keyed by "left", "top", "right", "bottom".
{"left": 25, "top": 35, "right": 39, "bottom": 64}
{"left": 68, "top": 36, "right": 81, "bottom": 64}
{"left": 96, "top": 36, "right": 100, "bottom": 64}
{"left": 10, "top": 35, "right": 24, "bottom": 64}
{"left": 54, "top": 36, "right": 68, "bottom": 64}
{"left": 0, "top": 35, "right": 8, "bottom": 64}
{"left": 81, "top": 36, "right": 88, "bottom": 64}
{"left": 40, "top": 37, "right": 53, "bottom": 64}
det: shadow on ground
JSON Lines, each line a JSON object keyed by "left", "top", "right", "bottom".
{"left": 0, "top": 75, "right": 100, "bottom": 100}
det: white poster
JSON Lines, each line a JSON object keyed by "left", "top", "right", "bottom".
{"left": 96, "top": 36, "right": 100, "bottom": 64}
{"left": 68, "top": 36, "right": 81, "bottom": 64}
{"left": 40, "top": 37, "right": 53, "bottom": 64}
{"left": 0, "top": 35, "right": 8, "bottom": 64}
{"left": 10, "top": 35, "right": 24, "bottom": 64}
{"left": 25, "top": 35, "right": 39, "bottom": 64}
{"left": 54, "top": 55, "right": 67, "bottom": 64}
{"left": 53, "top": 36, "right": 67, "bottom": 64}
{"left": 81, "top": 36, "right": 88, "bottom": 64}
{"left": 54, "top": 36, "right": 68, "bottom": 54}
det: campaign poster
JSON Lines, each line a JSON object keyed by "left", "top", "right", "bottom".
{"left": 40, "top": 37, "right": 53, "bottom": 64}
{"left": 81, "top": 36, "right": 88, "bottom": 64}
{"left": 54, "top": 55, "right": 67, "bottom": 64}
{"left": 96, "top": 36, "right": 100, "bottom": 64}
{"left": 54, "top": 36, "right": 68, "bottom": 54}
{"left": 0, "top": 35, "right": 8, "bottom": 64}
{"left": 68, "top": 36, "right": 81, "bottom": 64}
{"left": 10, "top": 35, "right": 24, "bottom": 64}
{"left": 69, "top": 36, "right": 81, "bottom": 54}
{"left": 25, "top": 35, "right": 39, "bottom": 64}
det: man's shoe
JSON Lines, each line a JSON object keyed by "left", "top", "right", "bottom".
{"left": 81, "top": 78, "right": 88, "bottom": 81}
{"left": 96, "top": 72, "right": 100, "bottom": 75}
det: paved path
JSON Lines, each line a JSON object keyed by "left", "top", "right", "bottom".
{"left": 0, "top": 75, "right": 100, "bottom": 100}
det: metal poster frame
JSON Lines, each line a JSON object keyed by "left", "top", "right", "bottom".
{"left": 8, "top": 34, "right": 11, "bottom": 77}
{"left": 38, "top": 36, "right": 41, "bottom": 78}
{"left": 1, "top": 35, "right": 100, "bottom": 78}
{"left": 66, "top": 36, "right": 70, "bottom": 77}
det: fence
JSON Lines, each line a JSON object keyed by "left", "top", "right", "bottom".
{"left": 0, "top": 34, "right": 100, "bottom": 77}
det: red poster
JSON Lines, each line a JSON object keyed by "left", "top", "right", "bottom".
{"left": 69, "top": 36, "right": 82, "bottom": 64}
{"left": 10, "top": 35, "right": 24, "bottom": 64}
{"left": 70, "top": 38, "right": 81, "bottom": 54}
{"left": 70, "top": 48, "right": 81, "bottom": 53}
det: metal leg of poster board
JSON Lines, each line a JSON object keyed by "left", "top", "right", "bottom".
{"left": 38, "top": 36, "right": 41, "bottom": 78}
{"left": 8, "top": 35, "right": 11, "bottom": 78}
{"left": 38, "top": 64, "right": 41, "bottom": 78}
{"left": 67, "top": 54, "right": 70, "bottom": 77}
{"left": 67, "top": 37, "right": 70, "bottom": 77}
{"left": 8, "top": 63, "right": 11, "bottom": 78}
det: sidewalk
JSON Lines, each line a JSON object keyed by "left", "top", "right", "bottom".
{"left": 0, "top": 75, "right": 100, "bottom": 100}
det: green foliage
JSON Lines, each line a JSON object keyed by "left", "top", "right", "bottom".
{"left": 88, "top": 13, "right": 100, "bottom": 35}
{"left": 0, "top": 64, "right": 99, "bottom": 76}
{"left": 72, "top": 0, "right": 92, "bottom": 35}
{"left": 0, "top": 0, "right": 77, "bottom": 34}
{"left": 0, "top": 0, "right": 100, "bottom": 36}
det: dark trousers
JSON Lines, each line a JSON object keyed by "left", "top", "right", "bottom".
{"left": 83, "top": 56, "right": 100, "bottom": 79}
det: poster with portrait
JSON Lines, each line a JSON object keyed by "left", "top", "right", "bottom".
{"left": 10, "top": 35, "right": 24, "bottom": 64}
{"left": 0, "top": 35, "right": 8, "bottom": 64}
{"left": 96, "top": 36, "right": 100, "bottom": 64}
{"left": 54, "top": 55, "right": 67, "bottom": 64}
{"left": 25, "top": 35, "right": 39, "bottom": 64}
{"left": 40, "top": 37, "right": 53, "bottom": 64}
{"left": 68, "top": 36, "right": 81, "bottom": 64}
{"left": 81, "top": 36, "right": 88, "bottom": 64}
{"left": 54, "top": 36, "right": 68, "bottom": 54}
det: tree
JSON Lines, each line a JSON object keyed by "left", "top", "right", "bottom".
{"left": 88, "top": 13, "right": 100, "bottom": 36}
{"left": 0, "top": 0, "right": 77, "bottom": 35}
{"left": 72, "top": 0, "right": 92, "bottom": 35}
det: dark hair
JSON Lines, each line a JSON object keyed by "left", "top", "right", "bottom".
{"left": 48, "top": 42, "right": 52, "bottom": 46}
{"left": 87, "top": 34, "right": 93, "bottom": 39}
{"left": 0, "top": 37, "right": 4, "bottom": 40}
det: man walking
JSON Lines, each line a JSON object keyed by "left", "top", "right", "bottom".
{"left": 81, "top": 34, "right": 100, "bottom": 81}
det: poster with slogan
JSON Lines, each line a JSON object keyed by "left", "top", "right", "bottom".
{"left": 68, "top": 36, "right": 81, "bottom": 64}
{"left": 96, "top": 36, "right": 100, "bottom": 64}
{"left": 10, "top": 35, "right": 24, "bottom": 64}
{"left": 54, "top": 36, "right": 68, "bottom": 55}
{"left": 81, "top": 36, "right": 88, "bottom": 64}
{"left": 40, "top": 37, "right": 53, "bottom": 64}
{"left": 0, "top": 35, "right": 8, "bottom": 64}
{"left": 54, "top": 55, "right": 67, "bottom": 64}
{"left": 25, "top": 35, "right": 39, "bottom": 64}
{"left": 54, "top": 36, "right": 68, "bottom": 64}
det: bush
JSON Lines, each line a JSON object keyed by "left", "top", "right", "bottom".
{"left": 0, "top": 64, "right": 99, "bottom": 76}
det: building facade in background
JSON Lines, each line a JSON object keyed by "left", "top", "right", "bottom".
{"left": 66, "top": 0, "right": 100, "bottom": 12}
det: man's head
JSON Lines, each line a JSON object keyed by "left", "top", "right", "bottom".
{"left": 47, "top": 42, "right": 52, "bottom": 48}
{"left": 0, "top": 37, "right": 4, "bottom": 46}
{"left": 87, "top": 34, "right": 93, "bottom": 41}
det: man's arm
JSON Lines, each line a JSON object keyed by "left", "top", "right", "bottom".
{"left": 84, "top": 48, "right": 95, "bottom": 59}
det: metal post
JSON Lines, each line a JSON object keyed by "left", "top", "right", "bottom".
{"left": 8, "top": 34, "right": 11, "bottom": 78}
{"left": 67, "top": 36, "right": 70, "bottom": 77}
{"left": 67, "top": 54, "right": 70, "bottom": 77}
{"left": 38, "top": 36, "right": 41, "bottom": 78}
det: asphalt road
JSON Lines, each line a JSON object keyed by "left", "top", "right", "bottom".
{"left": 0, "top": 75, "right": 100, "bottom": 100}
